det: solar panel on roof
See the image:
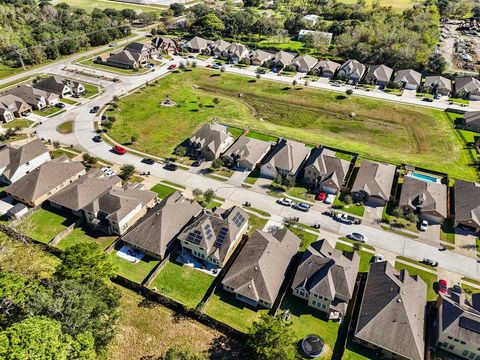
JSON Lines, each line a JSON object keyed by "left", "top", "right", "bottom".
{"left": 187, "top": 229, "right": 203, "bottom": 244}
{"left": 214, "top": 227, "right": 229, "bottom": 248}
{"left": 232, "top": 212, "right": 246, "bottom": 227}
{"left": 459, "top": 316, "right": 480, "bottom": 334}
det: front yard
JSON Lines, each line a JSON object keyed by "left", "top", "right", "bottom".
{"left": 18, "top": 207, "right": 76, "bottom": 244}
{"left": 333, "top": 193, "right": 365, "bottom": 217}
{"left": 335, "top": 242, "right": 374, "bottom": 273}
{"left": 149, "top": 260, "right": 214, "bottom": 309}
{"left": 203, "top": 289, "right": 268, "bottom": 333}
{"left": 33, "top": 106, "right": 64, "bottom": 117}
{"left": 150, "top": 183, "right": 178, "bottom": 199}
{"left": 394, "top": 261, "right": 438, "bottom": 301}
{"left": 280, "top": 295, "right": 341, "bottom": 359}
{"left": 286, "top": 224, "right": 319, "bottom": 252}
{"left": 248, "top": 214, "right": 269, "bottom": 235}
{"left": 2, "top": 119, "right": 34, "bottom": 128}
{"left": 56, "top": 226, "right": 117, "bottom": 250}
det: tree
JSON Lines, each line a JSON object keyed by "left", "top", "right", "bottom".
{"left": 169, "top": 3, "right": 186, "bottom": 17}
{"left": 203, "top": 189, "right": 215, "bottom": 204}
{"left": 130, "top": 135, "right": 137, "bottom": 144}
{"left": 256, "top": 73, "right": 261, "bottom": 80}
{"left": 345, "top": 89, "right": 353, "bottom": 97}
{"left": 193, "top": 13, "right": 225, "bottom": 38}
{"left": 211, "top": 158, "right": 224, "bottom": 169}
{"left": 160, "top": 344, "right": 207, "bottom": 360}
{"left": 344, "top": 194, "right": 353, "bottom": 205}
{"left": 243, "top": 0, "right": 261, "bottom": 7}
{"left": 292, "top": 79, "right": 297, "bottom": 86}
{"left": 53, "top": 141, "right": 60, "bottom": 149}
{"left": 119, "top": 164, "right": 135, "bottom": 181}
{"left": 55, "top": 243, "right": 116, "bottom": 282}
{"left": 174, "top": 146, "right": 187, "bottom": 157}
{"left": 247, "top": 314, "right": 296, "bottom": 360}
{"left": 213, "top": 97, "right": 220, "bottom": 104}
{"left": 405, "top": 211, "right": 419, "bottom": 224}
{"left": 392, "top": 206, "right": 403, "bottom": 218}
{"left": 426, "top": 52, "right": 447, "bottom": 74}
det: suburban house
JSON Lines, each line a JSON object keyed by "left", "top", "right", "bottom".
{"left": 151, "top": 36, "right": 179, "bottom": 54}
{"left": 271, "top": 51, "right": 297, "bottom": 70}
{"left": 337, "top": 59, "right": 367, "bottom": 83}
{"left": 313, "top": 59, "right": 341, "bottom": 78}
{"left": 210, "top": 39, "right": 231, "bottom": 57}
{"left": 96, "top": 50, "right": 147, "bottom": 69}
{"left": 0, "top": 139, "right": 51, "bottom": 185}
{"left": 5, "top": 156, "right": 86, "bottom": 207}
{"left": 455, "top": 77, "right": 480, "bottom": 100}
{"left": 188, "top": 123, "right": 234, "bottom": 161}
{"left": 221, "top": 228, "right": 301, "bottom": 309}
{"left": 297, "top": 30, "right": 333, "bottom": 45}
{"left": 124, "top": 41, "right": 158, "bottom": 58}
{"left": 303, "top": 147, "right": 350, "bottom": 194}
{"left": 48, "top": 168, "right": 121, "bottom": 217}
{"left": 34, "top": 75, "right": 84, "bottom": 97}
{"left": 302, "top": 14, "right": 320, "bottom": 27}
{"left": 249, "top": 49, "right": 273, "bottom": 66}
{"left": 222, "top": 134, "right": 272, "bottom": 171}
{"left": 453, "top": 180, "right": 480, "bottom": 232}
{"left": 436, "top": 290, "right": 480, "bottom": 359}
{"left": 260, "top": 137, "right": 311, "bottom": 180}
{"left": 354, "top": 261, "right": 427, "bottom": 360}
{"left": 184, "top": 36, "right": 210, "bottom": 53}
{"left": 8, "top": 85, "right": 56, "bottom": 109}
{"left": 293, "top": 55, "right": 318, "bottom": 73}
{"left": 399, "top": 175, "right": 447, "bottom": 224}
{"left": 351, "top": 160, "right": 396, "bottom": 206}
{"left": 225, "top": 42, "right": 249, "bottom": 63}
{"left": 364, "top": 64, "right": 393, "bottom": 87}
{"left": 394, "top": 69, "right": 422, "bottom": 90}
{"left": 83, "top": 183, "right": 157, "bottom": 236}
{"left": 462, "top": 111, "right": 480, "bottom": 132}
{"left": 178, "top": 206, "right": 249, "bottom": 268}
{"left": 0, "top": 94, "right": 31, "bottom": 122}
{"left": 424, "top": 76, "right": 452, "bottom": 96}
{"left": 291, "top": 239, "right": 359, "bottom": 320}
{"left": 121, "top": 192, "right": 202, "bottom": 260}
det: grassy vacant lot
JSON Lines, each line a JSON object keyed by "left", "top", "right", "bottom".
{"left": 149, "top": 261, "right": 214, "bottom": 308}
{"left": 51, "top": 0, "right": 162, "bottom": 13}
{"left": 339, "top": 0, "right": 413, "bottom": 10}
{"left": 109, "top": 69, "right": 477, "bottom": 182}
{"left": 204, "top": 289, "right": 268, "bottom": 332}
{"left": 107, "top": 286, "right": 222, "bottom": 360}
{"left": 280, "top": 295, "right": 340, "bottom": 359}
{"left": 110, "top": 251, "right": 160, "bottom": 284}
{"left": 394, "top": 262, "right": 437, "bottom": 301}
{"left": 18, "top": 207, "right": 75, "bottom": 244}
{"left": 56, "top": 227, "right": 117, "bottom": 251}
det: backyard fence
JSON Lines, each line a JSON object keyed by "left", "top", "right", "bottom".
{"left": 49, "top": 218, "right": 84, "bottom": 247}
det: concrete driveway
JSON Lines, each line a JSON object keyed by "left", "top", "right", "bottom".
{"left": 363, "top": 205, "right": 383, "bottom": 226}
{"left": 418, "top": 224, "right": 441, "bottom": 245}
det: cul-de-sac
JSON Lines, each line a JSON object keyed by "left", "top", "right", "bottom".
{"left": 3, "top": 0, "right": 480, "bottom": 359}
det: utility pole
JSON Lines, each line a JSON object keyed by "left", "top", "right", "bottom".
{"left": 17, "top": 52, "right": 25, "bottom": 70}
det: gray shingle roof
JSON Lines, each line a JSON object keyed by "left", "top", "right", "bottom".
{"left": 222, "top": 228, "right": 300, "bottom": 304}
{"left": 313, "top": 59, "right": 340, "bottom": 74}
{"left": 292, "top": 240, "right": 359, "bottom": 312}
{"left": 355, "top": 262, "right": 426, "bottom": 360}
{"left": 399, "top": 176, "right": 447, "bottom": 219}
{"left": 394, "top": 69, "right": 422, "bottom": 87}
{"left": 272, "top": 51, "right": 297, "bottom": 66}
{"left": 211, "top": 39, "right": 231, "bottom": 53}
{"left": 33, "top": 75, "right": 72, "bottom": 95}
{"left": 189, "top": 123, "right": 232, "bottom": 158}
{"left": 261, "top": 138, "right": 311, "bottom": 176}
{"left": 8, "top": 85, "right": 54, "bottom": 106}
{"left": 5, "top": 156, "right": 85, "bottom": 203}
{"left": 0, "top": 94, "right": 31, "bottom": 114}
{"left": 107, "top": 50, "right": 142, "bottom": 66}
{"left": 293, "top": 55, "right": 318, "bottom": 70}
{"left": 122, "top": 192, "right": 202, "bottom": 258}
{"left": 454, "top": 180, "right": 480, "bottom": 228}
{"left": 424, "top": 76, "right": 452, "bottom": 93}
{"left": 250, "top": 49, "right": 273, "bottom": 64}
{"left": 185, "top": 36, "right": 210, "bottom": 51}
{"left": 339, "top": 59, "right": 366, "bottom": 78}
{"left": 351, "top": 160, "right": 396, "bottom": 201}
{"left": 0, "top": 139, "right": 49, "bottom": 183}
{"left": 455, "top": 77, "right": 480, "bottom": 95}
{"left": 178, "top": 206, "right": 248, "bottom": 264}
{"left": 222, "top": 134, "right": 271, "bottom": 169}
{"left": 303, "top": 147, "right": 350, "bottom": 191}
{"left": 364, "top": 64, "right": 393, "bottom": 84}
{"left": 463, "top": 111, "right": 480, "bottom": 128}
{"left": 48, "top": 168, "right": 121, "bottom": 212}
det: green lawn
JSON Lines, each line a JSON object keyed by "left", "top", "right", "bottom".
{"left": 248, "top": 214, "right": 269, "bottom": 235}
{"left": 335, "top": 242, "right": 373, "bottom": 273}
{"left": 394, "top": 262, "right": 437, "bottom": 301}
{"left": 50, "top": 149, "right": 78, "bottom": 159}
{"left": 381, "top": 203, "right": 419, "bottom": 233}
{"left": 150, "top": 183, "right": 177, "bottom": 199}
{"left": 51, "top": 0, "right": 163, "bottom": 13}
{"left": 285, "top": 185, "right": 315, "bottom": 202}
{"left": 83, "top": 83, "right": 101, "bottom": 98}
{"left": 149, "top": 261, "right": 214, "bottom": 308}
{"left": 2, "top": 119, "right": 34, "bottom": 129}
{"left": 227, "top": 126, "right": 244, "bottom": 139}
{"left": 56, "top": 120, "right": 74, "bottom": 134}
{"left": 203, "top": 289, "right": 268, "bottom": 332}
{"left": 286, "top": 225, "right": 319, "bottom": 252}
{"left": 56, "top": 227, "right": 117, "bottom": 251}
{"left": 280, "top": 295, "right": 341, "bottom": 359}
{"left": 333, "top": 193, "right": 365, "bottom": 217}
{"left": 18, "top": 207, "right": 76, "bottom": 244}
{"left": 33, "top": 106, "right": 63, "bottom": 117}
{"left": 161, "top": 180, "right": 185, "bottom": 189}
{"left": 245, "top": 168, "right": 261, "bottom": 185}
{"left": 338, "top": 0, "right": 413, "bottom": 10}
{"left": 108, "top": 69, "right": 479, "bottom": 182}
{"left": 440, "top": 219, "right": 456, "bottom": 244}
{"left": 61, "top": 98, "right": 78, "bottom": 105}
{"left": 110, "top": 251, "right": 160, "bottom": 284}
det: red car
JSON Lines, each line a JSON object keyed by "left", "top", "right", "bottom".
{"left": 439, "top": 279, "right": 448, "bottom": 294}
{"left": 112, "top": 146, "right": 126, "bottom": 155}
{"left": 316, "top": 192, "right": 327, "bottom": 201}
{"left": 168, "top": 64, "right": 177, "bottom": 70}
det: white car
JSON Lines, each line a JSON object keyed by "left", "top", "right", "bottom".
{"left": 371, "top": 254, "right": 385, "bottom": 263}
{"left": 324, "top": 194, "right": 335, "bottom": 204}
{"left": 277, "top": 198, "right": 295, "bottom": 207}
{"left": 101, "top": 166, "right": 116, "bottom": 177}
{"left": 420, "top": 220, "right": 429, "bottom": 232}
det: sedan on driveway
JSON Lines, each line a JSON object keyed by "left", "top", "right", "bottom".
{"left": 438, "top": 279, "right": 448, "bottom": 294}
{"left": 277, "top": 198, "right": 295, "bottom": 207}
{"left": 347, "top": 232, "right": 366, "bottom": 243}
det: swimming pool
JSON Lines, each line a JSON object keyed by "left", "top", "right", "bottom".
{"left": 411, "top": 172, "right": 439, "bottom": 183}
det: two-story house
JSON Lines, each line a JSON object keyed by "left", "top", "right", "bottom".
{"left": 188, "top": 123, "right": 234, "bottom": 161}
{"left": 351, "top": 160, "right": 396, "bottom": 207}
{"left": 222, "top": 134, "right": 272, "bottom": 172}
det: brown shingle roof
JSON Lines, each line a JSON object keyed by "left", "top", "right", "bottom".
{"left": 399, "top": 176, "right": 447, "bottom": 219}
{"left": 351, "top": 160, "right": 396, "bottom": 201}
{"left": 261, "top": 138, "right": 311, "bottom": 176}
{"left": 454, "top": 180, "right": 480, "bottom": 228}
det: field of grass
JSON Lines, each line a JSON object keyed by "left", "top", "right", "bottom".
{"left": 203, "top": 289, "right": 268, "bottom": 332}
{"left": 333, "top": 193, "right": 365, "bottom": 217}
{"left": 394, "top": 262, "right": 438, "bottom": 301}
{"left": 110, "top": 251, "right": 160, "bottom": 284}
{"left": 109, "top": 69, "right": 478, "bottom": 182}
{"left": 51, "top": 0, "right": 162, "bottom": 13}
{"left": 149, "top": 261, "right": 214, "bottom": 308}
{"left": 338, "top": 0, "right": 413, "bottom": 10}
{"left": 18, "top": 207, "right": 75, "bottom": 244}
{"left": 56, "top": 227, "right": 117, "bottom": 251}
{"left": 280, "top": 295, "right": 340, "bottom": 359}
{"left": 56, "top": 120, "right": 74, "bottom": 134}
{"left": 107, "top": 286, "right": 220, "bottom": 360}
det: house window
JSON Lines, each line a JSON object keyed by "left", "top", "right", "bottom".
{"left": 321, "top": 304, "right": 326, "bottom": 310}
{"left": 448, "top": 336, "right": 453, "bottom": 340}
{"left": 448, "top": 345, "right": 455, "bottom": 350}
{"left": 464, "top": 350, "right": 470, "bottom": 357}
{"left": 299, "top": 291, "right": 305, "bottom": 297}
{"left": 469, "top": 353, "right": 476, "bottom": 359}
